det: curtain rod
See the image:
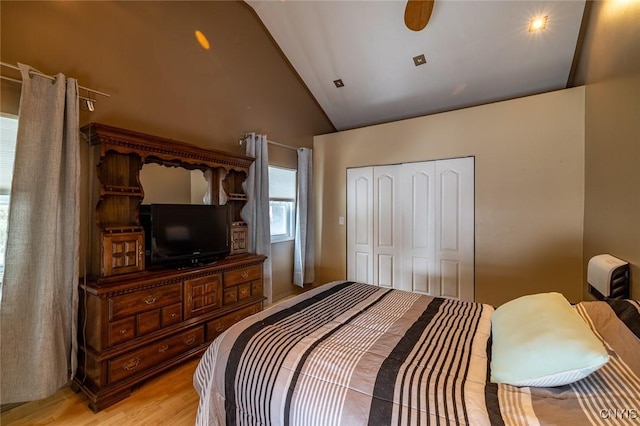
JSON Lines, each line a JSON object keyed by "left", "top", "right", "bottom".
{"left": 0, "top": 74, "right": 98, "bottom": 105}
{"left": 267, "top": 139, "right": 297, "bottom": 151}
{"left": 239, "top": 136, "right": 298, "bottom": 152}
{"left": 0, "top": 61, "right": 110, "bottom": 99}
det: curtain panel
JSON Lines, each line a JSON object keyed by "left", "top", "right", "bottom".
{"left": 241, "top": 133, "right": 273, "bottom": 304}
{"left": 0, "top": 64, "right": 80, "bottom": 404}
{"left": 293, "top": 148, "right": 314, "bottom": 286}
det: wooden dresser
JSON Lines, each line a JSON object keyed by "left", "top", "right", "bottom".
{"left": 75, "top": 255, "right": 265, "bottom": 412}
{"left": 73, "top": 124, "right": 266, "bottom": 411}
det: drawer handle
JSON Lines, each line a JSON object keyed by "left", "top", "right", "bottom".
{"left": 120, "top": 328, "right": 128, "bottom": 334}
{"left": 123, "top": 357, "right": 140, "bottom": 371}
{"left": 241, "top": 272, "right": 249, "bottom": 279}
{"left": 215, "top": 323, "right": 224, "bottom": 332}
{"left": 144, "top": 295, "right": 157, "bottom": 305}
{"left": 183, "top": 335, "right": 196, "bottom": 345}
{"left": 170, "top": 313, "right": 177, "bottom": 318}
{"left": 159, "top": 344, "right": 169, "bottom": 353}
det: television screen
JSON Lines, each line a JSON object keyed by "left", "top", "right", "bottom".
{"left": 141, "top": 204, "right": 231, "bottom": 267}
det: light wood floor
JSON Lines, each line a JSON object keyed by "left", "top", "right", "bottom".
{"left": 0, "top": 358, "right": 201, "bottom": 425}
{"left": 0, "top": 290, "right": 315, "bottom": 425}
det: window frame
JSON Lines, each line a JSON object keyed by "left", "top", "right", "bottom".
{"left": 0, "top": 113, "right": 19, "bottom": 281}
{"left": 268, "top": 165, "right": 297, "bottom": 244}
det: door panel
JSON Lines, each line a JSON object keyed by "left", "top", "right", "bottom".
{"left": 440, "top": 259, "right": 461, "bottom": 299}
{"left": 401, "top": 162, "right": 436, "bottom": 294}
{"left": 440, "top": 170, "right": 460, "bottom": 251}
{"left": 355, "top": 177, "right": 371, "bottom": 246}
{"left": 377, "top": 255, "right": 395, "bottom": 288}
{"left": 411, "top": 256, "right": 430, "bottom": 293}
{"left": 355, "top": 252, "right": 370, "bottom": 283}
{"left": 373, "top": 166, "right": 401, "bottom": 289}
{"left": 411, "top": 172, "right": 431, "bottom": 249}
{"left": 436, "top": 157, "right": 474, "bottom": 301}
{"left": 347, "top": 168, "right": 373, "bottom": 283}
{"left": 376, "top": 174, "right": 395, "bottom": 247}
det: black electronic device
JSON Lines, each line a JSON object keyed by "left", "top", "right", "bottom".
{"left": 140, "top": 203, "right": 231, "bottom": 268}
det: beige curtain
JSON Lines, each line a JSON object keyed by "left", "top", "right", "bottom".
{"left": 0, "top": 64, "right": 80, "bottom": 404}
{"left": 293, "top": 148, "right": 314, "bottom": 286}
{"left": 240, "top": 133, "right": 273, "bottom": 304}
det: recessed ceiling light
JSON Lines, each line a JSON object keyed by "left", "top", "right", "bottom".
{"left": 529, "top": 16, "right": 548, "bottom": 32}
{"left": 413, "top": 54, "right": 427, "bottom": 66}
{"left": 334, "top": 79, "right": 345, "bottom": 88}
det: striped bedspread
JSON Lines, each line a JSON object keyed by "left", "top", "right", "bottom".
{"left": 194, "top": 281, "right": 640, "bottom": 425}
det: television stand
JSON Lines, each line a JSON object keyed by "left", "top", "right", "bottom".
{"left": 74, "top": 254, "right": 266, "bottom": 412}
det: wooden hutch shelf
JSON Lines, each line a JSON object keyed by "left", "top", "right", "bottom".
{"left": 74, "top": 123, "right": 264, "bottom": 412}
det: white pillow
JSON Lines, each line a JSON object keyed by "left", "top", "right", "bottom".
{"left": 490, "top": 292, "right": 609, "bottom": 387}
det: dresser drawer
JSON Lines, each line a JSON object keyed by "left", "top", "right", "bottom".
{"left": 137, "top": 309, "right": 160, "bottom": 336}
{"left": 251, "top": 280, "right": 263, "bottom": 297}
{"left": 238, "top": 283, "right": 251, "bottom": 300}
{"left": 109, "top": 284, "right": 182, "bottom": 320}
{"left": 161, "top": 303, "right": 182, "bottom": 327}
{"left": 223, "top": 287, "right": 237, "bottom": 305}
{"left": 108, "top": 327, "right": 204, "bottom": 383}
{"left": 206, "top": 302, "right": 262, "bottom": 341}
{"left": 109, "top": 317, "right": 136, "bottom": 346}
{"left": 224, "top": 265, "right": 262, "bottom": 288}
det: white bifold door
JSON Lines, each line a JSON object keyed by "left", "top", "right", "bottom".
{"left": 347, "top": 157, "right": 474, "bottom": 301}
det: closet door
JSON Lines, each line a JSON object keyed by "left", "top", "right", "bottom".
{"left": 435, "top": 157, "right": 474, "bottom": 301}
{"left": 400, "top": 161, "right": 436, "bottom": 294}
{"left": 347, "top": 157, "right": 474, "bottom": 301}
{"left": 373, "top": 165, "right": 402, "bottom": 289}
{"left": 346, "top": 167, "right": 373, "bottom": 283}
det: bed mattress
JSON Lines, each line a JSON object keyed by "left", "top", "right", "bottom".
{"left": 195, "top": 281, "right": 640, "bottom": 425}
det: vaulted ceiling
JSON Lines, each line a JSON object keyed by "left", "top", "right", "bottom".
{"left": 246, "top": 0, "right": 586, "bottom": 131}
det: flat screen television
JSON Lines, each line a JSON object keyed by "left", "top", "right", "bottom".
{"left": 140, "top": 204, "right": 231, "bottom": 268}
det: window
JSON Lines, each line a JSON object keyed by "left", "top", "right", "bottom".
{"left": 268, "top": 166, "right": 296, "bottom": 243}
{"left": 0, "top": 115, "right": 18, "bottom": 280}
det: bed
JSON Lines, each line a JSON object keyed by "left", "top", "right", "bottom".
{"left": 194, "top": 281, "right": 640, "bottom": 425}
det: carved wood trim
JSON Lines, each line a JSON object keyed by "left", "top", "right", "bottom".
{"left": 95, "top": 261, "right": 265, "bottom": 298}
{"left": 97, "top": 277, "right": 185, "bottom": 298}
{"left": 81, "top": 123, "right": 253, "bottom": 170}
{"left": 221, "top": 262, "right": 264, "bottom": 273}
{"left": 86, "top": 255, "right": 267, "bottom": 297}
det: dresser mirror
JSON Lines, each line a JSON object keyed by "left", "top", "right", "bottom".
{"left": 140, "top": 163, "right": 208, "bottom": 205}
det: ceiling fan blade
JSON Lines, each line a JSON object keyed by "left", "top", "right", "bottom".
{"left": 404, "top": 0, "right": 435, "bottom": 32}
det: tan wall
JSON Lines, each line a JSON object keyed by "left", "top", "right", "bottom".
{"left": 0, "top": 1, "right": 333, "bottom": 151}
{"left": 574, "top": 1, "right": 640, "bottom": 300}
{"left": 1, "top": 1, "right": 334, "bottom": 289}
{"left": 0, "top": 82, "right": 20, "bottom": 115}
{"left": 314, "top": 88, "right": 586, "bottom": 306}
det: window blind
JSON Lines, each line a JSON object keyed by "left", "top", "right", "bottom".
{"left": 0, "top": 116, "right": 18, "bottom": 195}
